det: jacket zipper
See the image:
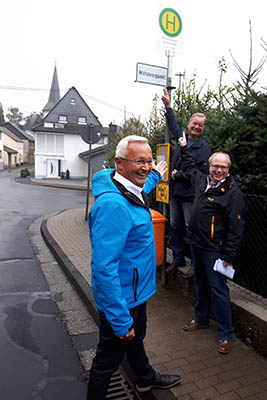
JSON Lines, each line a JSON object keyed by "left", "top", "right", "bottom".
{"left": 132, "top": 268, "right": 139, "bottom": 302}
{"left": 211, "top": 216, "right": 215, "bottom": 238}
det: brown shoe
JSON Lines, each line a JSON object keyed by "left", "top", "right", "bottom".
{"left": 183, "top": 320, "right": 209, "bottom": 331}
{"left": 218, "top": 340, "right": 231, "bottom": 354}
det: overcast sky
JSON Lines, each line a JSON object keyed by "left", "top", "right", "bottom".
{"left": 1, "top": 0, "right": 267, "bottom": 126}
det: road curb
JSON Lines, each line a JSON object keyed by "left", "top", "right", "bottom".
{"left": 40, "top": 217, "right": 176, "bottom": 400}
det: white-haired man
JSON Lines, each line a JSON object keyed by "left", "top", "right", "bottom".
{"left": 178, "top": 132, "right": 245, "bottom": 354}
{"left": 87, "top": 135, "right": 181, "bottom": 399}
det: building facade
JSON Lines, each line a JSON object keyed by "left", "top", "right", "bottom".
{"left": 33, "top": 86, "right": 104, "bottom": 179}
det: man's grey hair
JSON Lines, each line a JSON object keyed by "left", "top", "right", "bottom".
{"left": 189, "top": 113, "right": 206, "bottom": 123}
{"left": 115, "top": 135, "right": 148, "bottom": 158}
{"left": 209, "top": 152, "right": 232, "bottom": 167}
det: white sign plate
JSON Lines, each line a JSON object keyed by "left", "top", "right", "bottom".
{"left": 136, "top": 63, "right": 168, "bottom": 87}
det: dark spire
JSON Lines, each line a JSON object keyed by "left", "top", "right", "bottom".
{"left": 42, "top": 64, "right": 60, "bottom": 113}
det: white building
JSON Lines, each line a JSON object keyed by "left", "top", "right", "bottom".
{"left": 33, "top": 85, "right": 104, "bottom": 179}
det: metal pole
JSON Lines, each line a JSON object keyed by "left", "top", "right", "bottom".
{"left": 163, "top": 50, "right": 173, "bottom": 218}
{"left": 85, "top": 127, "right": 92, "bottom": 221}
{"left": 161, "top": 50, "right": 174, "bottom": 285}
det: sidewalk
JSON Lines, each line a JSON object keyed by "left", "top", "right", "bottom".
{"left": 41, "top": 207, "right": 267, "bottom": 400}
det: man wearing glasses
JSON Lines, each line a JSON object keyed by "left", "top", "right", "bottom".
{"left": 87, "top": 135, "right": 181, "bottom": 399}
{"left": 178, "top": 133, "right": 245, "bottom": 355}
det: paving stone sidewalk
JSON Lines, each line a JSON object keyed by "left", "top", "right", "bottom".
{"left": 44, "top": 208, "right": 267, "bottom": 400}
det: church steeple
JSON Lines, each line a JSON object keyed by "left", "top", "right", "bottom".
{"left": 42, "top": 64, "right": 60, "bottom": 118}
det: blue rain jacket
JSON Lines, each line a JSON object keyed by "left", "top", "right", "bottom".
{"left": 89, "top": 168, "right": 161, "bottom": 336}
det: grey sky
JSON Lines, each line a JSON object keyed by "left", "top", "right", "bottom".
{"left": 1, "top": 0, "right": 267, "bottom": 126}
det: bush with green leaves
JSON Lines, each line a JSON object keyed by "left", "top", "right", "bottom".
{"left": 20, "top": 168, "right": 30, "bottom": 178}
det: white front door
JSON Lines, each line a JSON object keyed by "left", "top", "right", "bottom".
{"left": 47, "top": 159, "right": 58, "bottom": 178}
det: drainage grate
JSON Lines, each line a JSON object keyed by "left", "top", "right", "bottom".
{"left": 106, "top": 370, "right": 141, "bottom": 399}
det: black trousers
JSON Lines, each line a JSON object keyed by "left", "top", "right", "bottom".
{"left": 87, "top": 302, "right": 154, "bottom": 399}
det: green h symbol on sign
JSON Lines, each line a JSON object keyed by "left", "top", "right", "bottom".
{"left": 166, "top": 13, "right": 176, "bottom": 32}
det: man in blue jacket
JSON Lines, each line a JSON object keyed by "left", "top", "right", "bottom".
{"left": 162, "top": 89, "right": 211, "bottom": 278}
{"left": 87, "top": 135, "right": 181, "bottom": 399}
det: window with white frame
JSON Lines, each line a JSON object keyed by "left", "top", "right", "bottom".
{"left": 36, "top": 133, "right": 64, "bottom": 154}
{"left": 78, "top": 116, "right": 87, "bottom": 125}
{"left": 70, "top": 98, "right": 76, "bottom": 105}
{"left": 58, "top": 115, "right": 67, "bottom": 123}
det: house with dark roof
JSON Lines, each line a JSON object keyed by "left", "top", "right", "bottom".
{"left": 0, "top": 126, "right": 24, "bottom": 168}
{"left": 32, "top": 86, "right": 108, "bottom": 179}
{"left": 2, "top": 122, "right": 35, "bottom": 164}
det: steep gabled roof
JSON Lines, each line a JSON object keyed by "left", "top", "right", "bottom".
{"left": 33, "top": 86, "right": 102, "bottom": 133}
{"left": 23, "top": 113, "right": 42, "bottom": 131}
{"left": 2, "top": 122, "right": 34, "bottom": 141}
{"left": 43, "top": 65, "right": 60, "bottom": 112}
{"left": 0, "top": 126, "right": 24, "bottom": 142}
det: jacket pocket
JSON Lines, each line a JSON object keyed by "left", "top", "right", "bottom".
{"left": 132, "top": 268, "right": 139, "bottom": 302}
{"left": 211, "top": 216, "right": 215, "bottom": 239}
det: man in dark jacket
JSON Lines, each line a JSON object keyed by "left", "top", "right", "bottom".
{"left": 178, "top": 132, "right": 245, "bottom": 354}
{"left": 162, "top": 88, "right": 211, "bottom": 277}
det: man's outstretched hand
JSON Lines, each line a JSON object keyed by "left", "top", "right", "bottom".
{"left": 152, "top": 160, "right": 167, "bottom": 178}
{"left": 161, "top": 88, "right": 171, "bottom": 108}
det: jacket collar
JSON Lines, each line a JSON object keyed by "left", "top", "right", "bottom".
{"left": 111, "top": 171, "right": 150, "bottom": 209}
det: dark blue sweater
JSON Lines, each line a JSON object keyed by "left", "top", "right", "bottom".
{"left": 166, "top": 108, "right": 211, "bottom": 201}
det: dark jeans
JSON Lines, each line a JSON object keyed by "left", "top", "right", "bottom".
{"left": 193, "top": 247, "right": 233, "bottom": 341}
{"left": 87, "top": 302, "right": 154, "bottom": 400}
{"left": 170, "top": 198, "right": 195, "bottom": 267}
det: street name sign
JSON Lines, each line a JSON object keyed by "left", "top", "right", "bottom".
{"left": 136, "top": 62, "right": 168, "bottom": 87}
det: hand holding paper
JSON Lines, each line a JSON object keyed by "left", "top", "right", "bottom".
{"left": 213, "top": 258, "right": 235, "bottom": 279}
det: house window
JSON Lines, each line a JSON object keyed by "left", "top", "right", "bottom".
{"left": 78, "top": 116, "right": 87, "bottom": 125}
{"left": 55, "top": 123, "right": 64, "bottom": 129}
{"left": 36, "top": 133, "right": 46, "bottom": 152}
{"left": 44, "top": 122, "right": 54, "bottom": 128}
{"left": 35, "top": 133, "right": 64, "bottom": 154}
{"left": 0, "top": 150, "right": 2, "bottom": 159}
{"left": 58, "top": 115, "right": 67, "bottom": 123}
{"left": 70, "top": 98, "right": 76, "bottom": 105}
{"left": 56, "top": 135, "right": 64, "bottom": 153}
{"left": 47, "top": 135, "right": 54, "bottom": 153}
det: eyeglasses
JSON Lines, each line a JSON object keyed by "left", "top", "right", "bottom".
{"left": 210, "top": 164, "right": 229, "bottom": 170}
{"left": 119, "top": 157, "right": 153, "bottom": 166}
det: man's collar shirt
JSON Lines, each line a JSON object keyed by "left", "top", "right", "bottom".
{"left": 113, "top": 172, "right": 144, "bottom": 203}
{"left": 205, "top": 174, "right": 229, "bottom": 192}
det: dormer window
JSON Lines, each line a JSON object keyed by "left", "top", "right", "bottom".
{"left": 78, "top": 116, "right": 87, "bottom": 125}
{"left": 44, "top": 122, "right": 54, "bottom": 128}
{"left": 70, "top": 98, "right": 76, "bottom": 105}
{"left": 58, "top": 115, "right": 67, "bottom": 123}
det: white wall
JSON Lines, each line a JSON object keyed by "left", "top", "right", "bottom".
{"left": 63, "top": 134, "right": 88, "bottom": 178}
{"left": 34, "top": 133, "right": 89, "bottom": 179}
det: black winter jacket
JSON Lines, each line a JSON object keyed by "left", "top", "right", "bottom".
{"left": 165, "top": 108, "right": 211, "bottom": 201}
{"left": 180, "top": 147, "right": 245, "bottom": 264}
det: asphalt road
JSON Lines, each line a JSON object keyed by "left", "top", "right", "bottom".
{"left": 0, "top": 168, "right": 95, "bottom": 400}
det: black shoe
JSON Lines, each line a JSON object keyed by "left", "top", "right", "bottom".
{"left": 136, "top": 372, "right": 181, "bottom": 392}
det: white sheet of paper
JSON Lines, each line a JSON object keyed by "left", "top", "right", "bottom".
{"left": 213, "top": 258, "right": 235, "bottom": 279}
